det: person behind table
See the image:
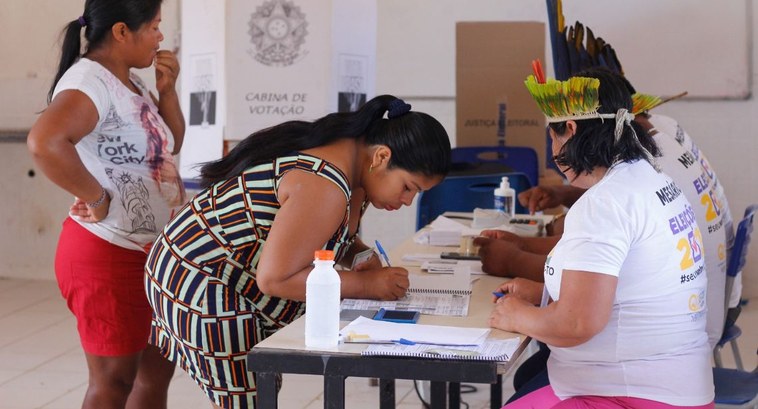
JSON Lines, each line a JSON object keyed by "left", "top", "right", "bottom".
{"left": 477, "top": 78, "right": 733, "bottom": 347}
{"left": 483, "top": 12, "right": 733, "bottom": 402}
{"left": 144, "top": 94, "right": 452, "bottom": 408}
{"left": 486, "top": 83, "right": 734, "bottom": 403}
{"left": 26, "top": 0, "right": 184, "bottom": 407}
{"left": 490, "top": 67, "right": 713, "bottom": 408}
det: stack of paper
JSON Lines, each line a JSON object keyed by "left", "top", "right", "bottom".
{"left": 414, "top": 213, "right": 554, "bottom": 244}
{"left": 421, "top": 259, "right": 484, "bottom": 275}
{"left": 429, "top": 230, "right": 461, "bottom": 246}
{"left": 413, "top": 216, "right": 479, "bottom": 246}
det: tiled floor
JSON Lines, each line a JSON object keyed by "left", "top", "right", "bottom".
{"left": 0, "top": 277, "right": 755, "bottom": 409}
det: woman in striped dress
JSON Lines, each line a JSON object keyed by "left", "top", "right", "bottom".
{"left": 144, "top": 94, "right": 452, "bottom": 408}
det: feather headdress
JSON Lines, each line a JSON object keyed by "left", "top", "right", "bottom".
{"left": 546, "top": 0, "right": 685, "bottom": 112}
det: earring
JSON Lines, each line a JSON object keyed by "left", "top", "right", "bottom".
{"left": 368, "top": 165, "right": 373, "bottom": 173}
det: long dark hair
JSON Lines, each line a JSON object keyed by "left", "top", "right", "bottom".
{"left": 550, "top": 68, "right": 659, "bottom": 176}
{"left": 48, "top": 0, "right": 163, "bottom": 103}
{"left": 200, "top": 94, "right": 452, "bottom": 187}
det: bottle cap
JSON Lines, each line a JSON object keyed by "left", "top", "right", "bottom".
{"left": 314, "top": 250, "right": 335, "bottom": 260}
{"left": 500, "top": 176, "right": 510, "bottom": 189}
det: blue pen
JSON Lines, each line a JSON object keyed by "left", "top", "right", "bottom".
{"left": 374, "top": 240, "right": 392, "bottom": 267}
{"left": 492, "top": 291, "right": 505, "bottom": 298}
{"left": 393, "top": 338, "right": 479, "bottom": 347}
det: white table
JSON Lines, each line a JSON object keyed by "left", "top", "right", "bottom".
{"left": 247, "top": 233, "right": 529, "bottom": 409}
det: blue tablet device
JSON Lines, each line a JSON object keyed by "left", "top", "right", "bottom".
{"left": 372, "top": 308, "right": 420, "bottom": 324}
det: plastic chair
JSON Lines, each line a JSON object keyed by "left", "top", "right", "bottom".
{"left": 714, "top": 347, "right": 758, "bottom": 408}
{"left": 415, "top": 172, "right": 530, "bottom": 231}
{"left": 714, "top": 204, "right": 757, "bottom": 371}
{"left": 451, "top": 146, "right": 539, "bottom": 188}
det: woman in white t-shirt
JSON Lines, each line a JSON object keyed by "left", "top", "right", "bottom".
{"left": 492, "top": 68, "right": 714, "bottom": 408}
{"left": 27, "top": 1, "right": 184, "bottom": 408}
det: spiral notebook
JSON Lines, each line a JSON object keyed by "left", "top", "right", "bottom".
{"left": 341, "top": 269, "right": 472, "bottom": 316}
{"left": 361, "top": 338, "right": 520, "bottom": 362}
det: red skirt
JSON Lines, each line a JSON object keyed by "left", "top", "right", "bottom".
{"left": 55, "top": 217, "right": 152, "bottom": 356}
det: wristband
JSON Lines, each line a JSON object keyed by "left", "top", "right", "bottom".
{"left": 86, "top": 188, "right": 110, "bottom": 209}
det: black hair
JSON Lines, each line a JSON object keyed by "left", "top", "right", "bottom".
{"left": 200, "top": 94, "right": 452, "bottom": 188}
{"left": 48, "top": 0, "right": 163, "bottom": 103}
{"left": 549, "top": 67, "right": 659, "bottom": 176}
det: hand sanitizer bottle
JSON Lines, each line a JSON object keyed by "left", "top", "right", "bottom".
{"left": 305, "top": 250, "right": 341, "bottom": 348}
{"left": 494, "top": 176, "right": 516, "bottom": 219}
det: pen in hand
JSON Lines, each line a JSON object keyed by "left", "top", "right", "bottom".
{"left": 374, "top": 240, "right": 392, "bottom": 267}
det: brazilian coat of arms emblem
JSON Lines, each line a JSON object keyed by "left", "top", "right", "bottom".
{"left": 248, "top": 0, "right": 308, "bottom": 67}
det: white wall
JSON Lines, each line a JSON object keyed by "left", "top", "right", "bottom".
{"left": 364, "top": 0, "right": 758, "bottom": 300}
{"left": 1, "top": 0, "right": 757, "bottom": 300}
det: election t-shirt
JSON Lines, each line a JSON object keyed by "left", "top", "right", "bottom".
{"left": 544, "top": 160, "right": 713, "bottom": 406}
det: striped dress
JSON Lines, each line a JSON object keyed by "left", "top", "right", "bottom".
{"left": 144, "top": 153, "right": 361, "bottom": 408}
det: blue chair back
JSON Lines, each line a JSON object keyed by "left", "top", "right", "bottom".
{"left": 716, "top": 204, "right": 757, "bottom": 369}
{"left": 451, "top": 146, "right": 539, "bottom": 188}
{"left": 415, "top": 172, "right": 530, "bottom": 230}
{"left": 726, "top": 205, "right": 757, "bottom": 278}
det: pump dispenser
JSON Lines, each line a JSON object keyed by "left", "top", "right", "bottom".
{"left": 494, "top": 176, "right": 516, "bottom": 218}
{"left": 305, "top": 250, "right": 341, "bottom": 348}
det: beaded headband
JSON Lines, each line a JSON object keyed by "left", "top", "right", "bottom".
{"left": 526, "top": 58, "right": 656, "bottom": 169}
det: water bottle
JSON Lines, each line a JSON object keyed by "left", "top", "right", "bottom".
{"left": 494, "top": 176, "right": 516, "bottom": 219}
{"left": 305, "top": 250, "right": 341, "bottom": 348}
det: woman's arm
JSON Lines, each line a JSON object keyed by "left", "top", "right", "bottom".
{"left": 520, "top": 235, "right": 561, "bottom": 254}
{"left": 490, "top": 270, "right": 616, "bottom": 347}
{"left": 255, "top": 171, "right": 409, "bottom": 301}
{"left": 475, "top": 236, "right": 548, "bottom": 281}
{"left": 27, "top": 90, "right": 110, "bottom": 221}
{"left": 153, "top": 50, "right": 185, "bottom": 153}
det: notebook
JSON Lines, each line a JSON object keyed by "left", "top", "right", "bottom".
{"left": 361, "top": 338, "right": 521, "bottom": 362}
{"left": 341, "top": 268, "right": 473, "bottom": 316}
{"left": 341, "top": 316, "right": 488, "bottom": 346}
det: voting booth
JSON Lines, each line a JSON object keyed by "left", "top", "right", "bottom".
{"left": 178, "top": 0, "right": 377, "bottom": 179}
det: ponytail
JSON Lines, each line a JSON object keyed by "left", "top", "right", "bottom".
{"left": 48, "top": 20, "right": 84, "bottom": 103}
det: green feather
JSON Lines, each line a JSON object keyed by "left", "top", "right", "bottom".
{"left": 524, "top": 75, "right": 601, "bottom": 119}
{"left": 632, "top": 93, "right": 663, "bottom": 114}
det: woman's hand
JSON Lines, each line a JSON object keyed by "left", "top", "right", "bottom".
{"left": 492, "top": 278, "right": 543, "bottom": 305}
{"left": 360, "top": 267, "right": 410, "bottom": 300}
{"left": 352, "top": 252, "right": 383, "bottom": 271}
{"left": 474, "top": 233, "right": 526, "bottom": 278}
{"left": 489, "top": 295, "right": 532, "bottom": 333}
{"left": 69, "top": 194, "right": 111, "bottom": 223}
{"left": 518, "top": 186, "right": 563, "bottom": 214}
{"left": 154, "top": 50, "right": 180, "bottom": 96}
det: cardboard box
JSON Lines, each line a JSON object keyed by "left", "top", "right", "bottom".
{"left": 456, "top": 22, "right": 547, "bottom": 174}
